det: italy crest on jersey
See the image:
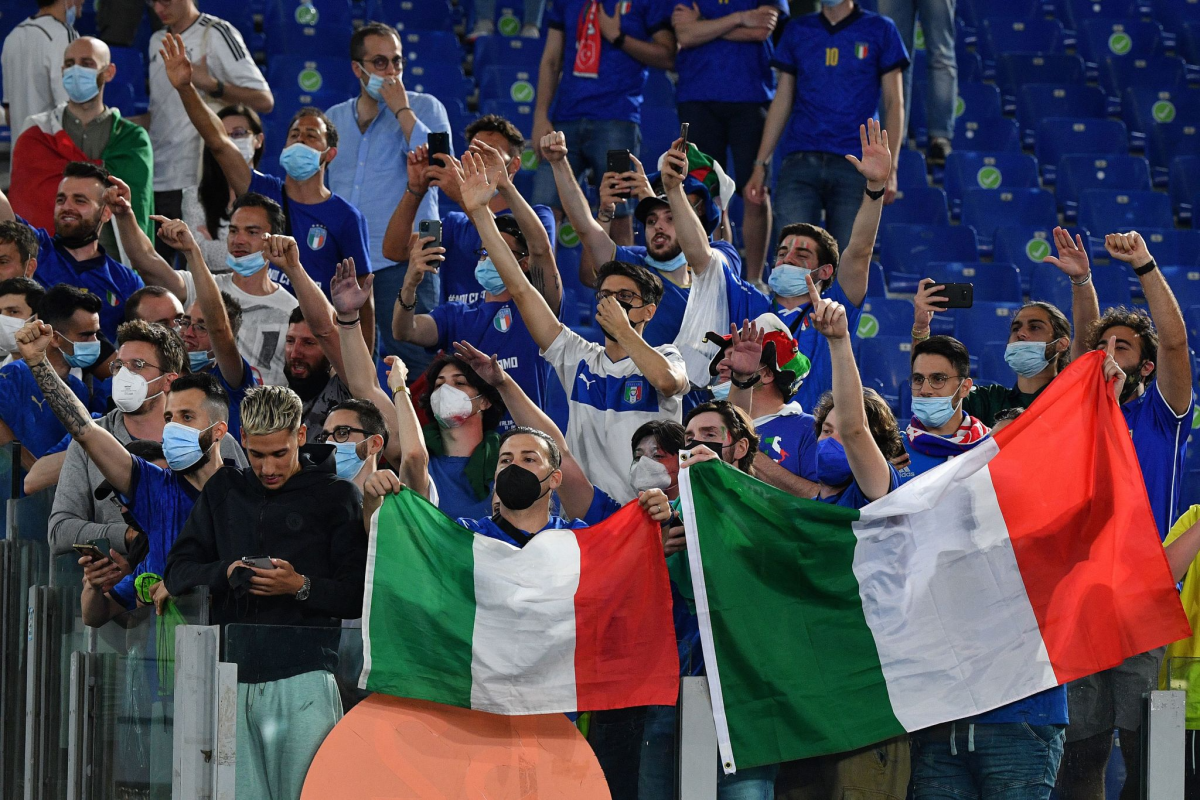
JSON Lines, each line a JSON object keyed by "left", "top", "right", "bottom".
{"left": 855, "top": 42, "right": 869, "bottom": 59}
{"left": 307, "top": 225, "right": 328, "bottom": 251}
{"left": 624, "top": 380, "right": 644, "bottom": 405}
{"left": 493, "top": 306, "right": 512, "bottom": 333}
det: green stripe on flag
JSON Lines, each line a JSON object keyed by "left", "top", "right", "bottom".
{"left": 681, "top": 462, "right": 905, "bottom": 771}
{"left": 362, "top": 490, "right": 477, "bottom": 707}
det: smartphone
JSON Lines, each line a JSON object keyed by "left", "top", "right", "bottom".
{"left": 241, "top": 556, "right": 276, "bottom": 570}
{"left": 931, "top": 282, "right": 974, "bottom": 309}
{"left": 72, "top": 543, "right": 107, "bottom": 561}
{"left": 677, "top": 122, "right": 689, "bottom": 151}
{"left": 427, "top": 132, "right": 452, "bottom": 166}
{"left": 606, "top": 149, "right": 632, "bottom": 198}
{"left": 418, "top": 219, "right": 442, "bottom": 249}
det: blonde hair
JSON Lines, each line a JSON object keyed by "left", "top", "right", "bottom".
{"left": 240, "top": 385, "right": 303, "bottom": 436}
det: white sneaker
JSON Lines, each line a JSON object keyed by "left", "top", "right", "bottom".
{"left": 467, "top": 19, "right": 494, "bottom": 42}
{"left": 520, "top": 24, "right": 540, "bottom": 38}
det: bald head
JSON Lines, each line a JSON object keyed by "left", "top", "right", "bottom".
{"left": 63, "top": 37, "right": 112, "bottom": 71}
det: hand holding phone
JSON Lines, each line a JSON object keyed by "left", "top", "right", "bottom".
{"left": 73, "top": 543, "right": 107, "bottom": 562}
{"left": 930, "top": 282, "right": 973, "bottom": 309}
{"left": 418, "top": 219, "right": 442, "bottom": 249}
{"left": 241, "top": 556, "right": 277, "bottom": 570}
{"left": 427, "top": 132, "right": 452, "bottom": 166}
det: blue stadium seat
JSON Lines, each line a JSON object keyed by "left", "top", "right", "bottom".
{"left": 996, "top": 54, "right": 1086, "bottom": 112}
{"left": 961, "top": 188, "right": 1057, "bottom": 252}
{"left": 1100, "top": 55, "right": 1188, "bottom": 105}
{"left": 877, "top": 223, "right": 979, "bottom": 293}
{"left": 958, "top": 0, "right": 1041, "bottom": 29}
{"left": 1030, "top": 263, "right": 1133, "bottom": 312}
{"left": 265, "top": 0, "right": 354, "bottom": 57}
{"left": 857, "top": 335, "right": 913, "bottom": 411}
{"left": 1056, "top": 155, "right": 1152, "bottom": 221}
{"left": 405, "top": 63, "right": 472, "bottom": 106}
{"left": 1078, "top": 189, "right": 1175, "bottom": 234}
{"left": 979, "top": 344, "right": 1013, "bottom": 384}
{"left": 193, "top": 0, "right": 256, "bottom": 43}
{"left": 1035, "top": 117, "right": 1128, "bottom": 184}
{"left": 979, "top": 18, "right": 1066, "bottom": 68}
{"left": 954, "top": 118, "right": 1022, "bottom": 153}
{"left": 1149, "top": 121, "right": 1200, "bottom": 183}
{"left": 867, "top": 261, "right": 887, "bottom": 298}
{"left": 897, "top": 148, "right": 929, "bottom": 189}
{"left": 993, "top": 225, "right": 1094, "bottom": 294}
{"left": 473, "top": 34, "right": 542, "bottom": 73}
{"left": 1186, "top": 306, "right": 1200, "bottom": 346}
{"left": 1170, "top": 155, "right": 1200, "bottom": 222}
{"left": 266, "top": 55, "right": 358, "bottom": 99}
{"left": 859, "top": 300, "right": 922, "bottom": 340}
{"left": 104, "top": 83, "right": 146, "bottom": 119}
{"left": 108, "top": 47, "right": 148, "bottom": 114}
{"left": 478, "top": 65, "right": 538, "bottom": 103}
{"left": 1160, "top": 265, "right": 1200, "bottom": 309}
{"left": 480, "top": 99, "right": 535, "bottom": 139}
{"left": 1152, "top": 0, "right": 1200, "bottom": 39}
{"left": 1016, "top": 84, "right": 1107, "bottom": 148}
{"left": 1061, "top": 0, "right": 1142, "bottom": 35}
{"left": 953, "top": 302, "right": 1022, "bottom": 358}
{"left": 944, "top": 152, "right": 1039, "bottom": 218}
{"left": 927, "top": 262, "right": 1023, "bottom": 304}
{"left": 443, "top": 97, "right": 473, "bottom": 154}
{"left": 1122, "top": 86, "right": 1200, "bottom": 150}
{"left": 1140, "top": 228, "right": 1200, "bottom": 266}
{"left": 879, "top": 187, "right": 950, "bottom": 227}
{"left": 953, "top": 81, "right": 1003, "bottom": 128}
{"left": 402, "top": 31, "right": 463, "bottom": 68}
{"left": 1181, "top": 20, "right": 1200, "bottom": 65}
{"left": 367, "top": 0, "right": 454, "bottom": 31}
{"left": 1078, "top": 19, "right": 1164, "bottom": 77}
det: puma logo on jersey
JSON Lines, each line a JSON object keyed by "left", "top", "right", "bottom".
{"left": 578, "top": 373, "right": 596, "bottom": 389}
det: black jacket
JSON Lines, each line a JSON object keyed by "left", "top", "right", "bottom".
{"left": 165, "top": 444, "right": 366, "bottom": 681}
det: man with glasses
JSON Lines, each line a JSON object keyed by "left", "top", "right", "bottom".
{"left": 48, "top": 318, "right": 247, "bottom": 556}
{"left": 326, "top": 22, "right": 449, "bottom": 364}
{"left": 899, "top": 335, "right": 989, "bottom": 480}
{"left": 125, "top": 285, "right": 185, "bottom": 331}
{"left": 145, "top": 0, "right": 271, "bottom": 263}
{"left": 393, "top": 159, "right": 563, "bottom": 424}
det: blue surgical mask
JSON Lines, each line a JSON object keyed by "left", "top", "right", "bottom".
{"left": 188, "top": 350, "right": 212, "bottom": 371}
{"left": 644, "top": 250, "right": 687, "bottom": 273}
{"left": 62, "top": 64, "right": 98, "bottom": 103}
{"left": 710, "top": 381, "right": 731, "bottom": 401}
{"left": 1004, "top": 341, "right": 1053, "bottom": 378}
{"left": 911, "top": 395, "right": 961, "bottom": 429}
{"left": 363, "top": 73, "right": 385, "bottom": 101}
{"left": 816, "top": 437, "right": 854, "bottom": 487}
{"left": 279, "top": 143, "right": 324, "bottom": 181}
{"left": 225, "top": 250, "right": 266, "bottom": 277}
{"left": 162, "top": 421, "right": 215, "bottom": 471}
{"left": 475, "top": 257, "right": 507, "bottom": 296}
{"left": 333, "top": 441, "right": 366, "bottom": 480}
{"left": 768, "top": 265, "right": 814, "bottom": 298}
{"left": 62, "top": 338, "right": 100, "bottom": 368}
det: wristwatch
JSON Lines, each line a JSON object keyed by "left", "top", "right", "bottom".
{"left": 864, "top": 185, "right": 886, "bottom": 201}
{"left": 612, "top": 32, "right": 627, "bottom": 49}
{"left": 210, "top": 78, "right": 225, "bottom": 99}
{"left": 295, "top": 574, "right": 311, "bottom": 601}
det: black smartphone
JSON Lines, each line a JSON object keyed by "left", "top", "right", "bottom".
{"left": 427, "top": 131, "right": 452, "bottom": 166}
{"left": 241, "top": 556, "right": 276, "bottom": 570}
{"left": 607, "top": 149, "right": 632, "bottom": 198}
{"left": 931, "top": 282, "right": 974, "bottom": 309}
{"left": 418, "top": 219, "right": 442, "bottom": 249}
{"left": 677, "top": 122, "right": 689, "bottom": 151}
{"left": 72, "top": 542, "right": 107, "bottom": 561}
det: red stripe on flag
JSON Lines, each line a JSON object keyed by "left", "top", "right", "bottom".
{"left": 989, "top": 351, "right": 1190, "bottom": 682}
{"left": 573, "top": 500, "right": 680, "bottom": 710}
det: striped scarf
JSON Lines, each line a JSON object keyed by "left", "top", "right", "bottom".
{"left": 905, "top": 413, "right": 991, "bottom": 458}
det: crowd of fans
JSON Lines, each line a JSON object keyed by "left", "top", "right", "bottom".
{"left": 0, "top": 0, "right": 1197, "bottom": 798}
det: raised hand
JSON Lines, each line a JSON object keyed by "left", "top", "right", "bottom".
{"left": 329, "top": 258, "right": 373, "bottom": 316}
{"left": 15, "top": 320, "right": 54, "bottom": 366}
{"left": 402, "top": 234, "right": 444, "bottom": 292}
{"left": 807, "top": 273, "right": 848, "bottom": 339}
{"left": 1101, "top": 335, "right": 1126, "bottom": 405}
{"left": 364, "top": 469, "right": 404, "bottom": 500}
{"left": 379, "top": 73, "right": 410, "bottom": 114}
{"left": 452, "top": 340, "right": 506, "bottom": 387}
{"left": 913, "top": 277, "right": 947, "bottom": 331}
{"left": 470, "top": 139, "right": 513, "bottom": 192}
{"left": 103, "top": 175, "right": 133, "bottom": 217}
{"left": 190, "top": 55, "right": 218, "bottom": 94}
{"left": 627, "top": 154, "right": 654, "bottom": 200}
{"left": 1043, "top": 227, "right": 1090, "bottom": 279}
{"left": 539, "top": 131, "right": 568, "bottom": 164}
{"left": 158, "top": 32, "right": 193, "bottom": 90}
{"left": 406, "top": 146, "right": 432, "bottom": 195}
{"left": 384, "top": 355, "right": 408, "bottom": 394}
{"left": 726, "top": 319, "right": 764, "bottom": 378}
{"left": 595, "top": 294, "right": 635, "bottom": 341}
{"left": 455, "top": 150, "right": 495, "bottom": 213}
{"left": 598, "top": 171, "right": 625, "bottom": 217}
{"left": 149, "top": 215, "right": 197, "bottom": 253}
{"left": 661, "top": 141, "right": 689, "bottom": 192}
{"left": 428, "top": 151, "right": 464, "bottom": 204}
{"left": 262, "top": 234, "right": 302, "bottom": 271}
{"left": 638, "top": 488, "right": 673, "bottom": 524}
{"left": 845, "top": 118, "right": 891, "bottom": 187}
{"left": 1104, "top": 231, "right": 1153, "bottom": 269}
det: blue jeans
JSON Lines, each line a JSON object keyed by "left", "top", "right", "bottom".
{"left": 532, "top": 118, "right": 641, "bottom": 216}
{"left": 911, "top": 723, "right": 1066, "bottom": 800}
{"left": 773, "top": 151, "right": 867, "bottom": 254}
{"left": 588, "top": 707, "right": 646, "bottom": 800}
{"left": 878, "top": 0, "right": 958, "bottom": 141}
{"left": 372, "top": 261, "right": 439, "bottom": 376}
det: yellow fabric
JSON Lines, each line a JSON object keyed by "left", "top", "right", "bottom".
{"left": 1160, "top": 504, "right": 1200, "bottom": 729}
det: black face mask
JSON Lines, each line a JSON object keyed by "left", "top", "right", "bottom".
{"left": 54, "top": 228, "right": 101, "bottom": 250}
{"left": 685, "top": 438, "right": 725, "bottom": 455}
{"left": 124, "top": 521, "right": 149, "bottom": 569}
{"left": 494, "top": 464, "right": 552, "bottom": 511}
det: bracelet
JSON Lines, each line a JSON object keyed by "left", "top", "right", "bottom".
{"left": 1070, "top": 271, "right": 1093, "bottom": 286}
{"left": 394, "top": 106, "right": 413, "bottom": 117}
{"left": 397, "top": 293, "right": 417, "bottom": 311}
{"left": 392, "top": 385, "right": 410, "bottom": 397}
{"left": 864, "top": 185, "right": 886, "bottom": 201}
{"left": 911, "top": 326, "right": 931, "bottom": 340}
{"left": 1134, "top": 258, "right": 1158, "bottom": 276}
{"left": 406, "top": 185, "right": 424, "bottom": 199}
{"left": 598, "top": 210, "right": 614, "bottom": 223}
{"left": 753, "top": 159, "right": 771, "bottom": 168}
{"left": 612, "top": 32, "right": 627, "bottom": 49}
{"left": 336, "top": 315, "right": 360, "bottom": 327}
{"left": 729, "top": 373, "right": 761, "bottom": 390}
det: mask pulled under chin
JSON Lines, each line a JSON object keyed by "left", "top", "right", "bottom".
{"left": 54, "top": 230, "right": 101, "bottom": 250}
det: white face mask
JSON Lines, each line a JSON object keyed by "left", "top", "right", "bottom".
{"left": 234, "top": 135, "right": 256, "bottom": 165}
{"left": 429, "top": 384, "right": 479, "bottom": 429}
{"left": 0, "top": 315, "right": 25, "bottom": 354}
{"left": 629, "top": 456, "right": 672, "bottom": 492}
{"left": 112, "top": 368, "right": 164, "bottom": 413}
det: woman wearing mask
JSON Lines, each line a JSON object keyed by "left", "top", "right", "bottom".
{"left": 181, "top": 104, "right": 264, "bottom": 271}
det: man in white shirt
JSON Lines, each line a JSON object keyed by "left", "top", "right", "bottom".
{"left": 109, "top": 182, "right": 297, "bottom": 386}
{"left": 144, "top": 0, "right": 272, "bottom": 261}
{"left": 1, "top": 0, "right": 79, "bottom": 136}
{"left": 458, "top": 148, "right": 689, "bottom": 503}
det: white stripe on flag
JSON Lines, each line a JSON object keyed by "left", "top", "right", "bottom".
{"left": 469, "top": 530, "right": 581, "bottom": 714}
{"left": 853, "top": 439, "right": 1058, "bottom": 730}
{"left": 356, "top": 505, "right": 382, "bottom": 691}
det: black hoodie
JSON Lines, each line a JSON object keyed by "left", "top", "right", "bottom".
{"left": 165, "top": 443, "right": 366, "bottom": 681}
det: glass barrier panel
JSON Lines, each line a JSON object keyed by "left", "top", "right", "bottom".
{"left": 0, "top": 538, "right": 48, "bottom": 797}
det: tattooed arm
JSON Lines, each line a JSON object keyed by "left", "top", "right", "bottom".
{"left": 16, "top": 321, "right": 135, "bottom": 495}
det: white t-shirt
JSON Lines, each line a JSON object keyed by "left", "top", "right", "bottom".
{"left": 148, "top": 15, "right": 268, "bottom": 192}
{"left": 1, "top": 15, "right": 75, "bottom": 135}
{"left": 179, "top": 271, "right": 298, "bottom": 386}
{"left": 542, "top": 326, "right": 687, "bottom": 504}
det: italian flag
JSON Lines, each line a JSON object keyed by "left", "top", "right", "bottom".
{"left": 679, "top": 351, "right": 1190, "bottom": 773}
{"left": 359, "top": 490, "right": 679, "bottom": 714}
